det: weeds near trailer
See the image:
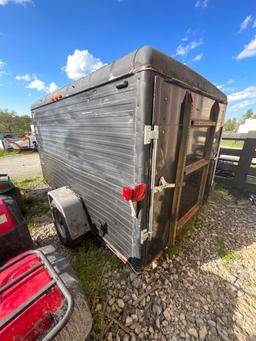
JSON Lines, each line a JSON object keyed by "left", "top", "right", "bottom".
{"left": 72, "top": 238, "right": 122, "bottom": 299}
{"left": 25, "top": 195, "right": 51, "bottom": 230}
{"left": 217, "top": 235, "right": 241, "bottom": 271}
{"left": 72, "top": 238, "right": 125, "bottom": 335}
{"left": 14, "top": 176, "right": 44, "bottom": 190}
{"left": 14, "top": 176, "right": 50, "bottom": 230}
{"left": 166, "top": 245, "right": 178, "bottom": 258}
{"left": 165, "top": 203, "right": 209, "bottom": 260}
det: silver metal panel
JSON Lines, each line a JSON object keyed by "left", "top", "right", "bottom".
{"left": 31, "top": 46, "right": 226, "bottom": 110}
{"left": 34, "top": 76, "right": 138, "bottom": 260}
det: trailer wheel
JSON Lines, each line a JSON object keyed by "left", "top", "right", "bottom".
{"left": 52, "top": 207, "right": 84, "bottom": 247}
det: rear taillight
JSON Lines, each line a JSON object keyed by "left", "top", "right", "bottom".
{"left": 133, "top": 184, "right": 147, "bottom": 201}
{"left": 122, "top": 184, "right": 147, "bottom": 202}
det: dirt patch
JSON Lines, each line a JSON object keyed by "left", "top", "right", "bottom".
{"left": 0, "top": 153, "right": 42, "bottom": 179}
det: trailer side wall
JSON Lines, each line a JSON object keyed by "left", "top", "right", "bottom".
{"left": 34, "top": 75, "right": 143, "bottom": 261}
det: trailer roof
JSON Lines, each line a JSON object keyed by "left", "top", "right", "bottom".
{"left": 31, "top": 46, "right": 227, "bottom": 110}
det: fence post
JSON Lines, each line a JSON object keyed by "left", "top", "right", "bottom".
{"left": 233, "top": 138, "right": 256, "bottom": 190}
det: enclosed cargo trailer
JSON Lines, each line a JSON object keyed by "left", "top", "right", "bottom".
{"left": 32, "top": 46, "right": 227, "bottom": 270}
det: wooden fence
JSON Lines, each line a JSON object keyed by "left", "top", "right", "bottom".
{"left": 215, "top": 132, "right": 256, "bottom": 193}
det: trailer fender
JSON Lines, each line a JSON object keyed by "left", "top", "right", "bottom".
{"left": 48, "top": 187, "right": 90, "bottom": 240}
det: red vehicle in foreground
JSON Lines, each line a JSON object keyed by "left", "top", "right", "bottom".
{"left": 0, "top": 194, "right": 92, "bottom": 340}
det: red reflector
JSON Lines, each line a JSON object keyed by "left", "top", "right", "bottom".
{"left": 0, "top": 184, "right": 10, "bottom": 190}
{"left": 119, "top": 255, "right": 127, "bottom": 264}
{"left": 134, "top": 184, "right": 147, "bottom": 201}
{"left": 122, "top": 184, "right": 147, "bottom": 202}
{"left": 122, "top": 187, "right": 133, "bottom": 201}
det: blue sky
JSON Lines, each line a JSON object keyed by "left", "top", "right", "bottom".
{"left": 0, "top": 0, "right": 256, "bottom": 120}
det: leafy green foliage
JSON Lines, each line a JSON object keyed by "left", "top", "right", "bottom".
{"left": 223, "top": 108, "right": 256, "bottom": 132}
{"left": 239, "top": 108, "right": 256, "bottom": 125}
{"left": 0, "top": 109, "right": 32, "bottom": 136}
{"left": 223, "top": 118, "right": 239, "bottom": 132}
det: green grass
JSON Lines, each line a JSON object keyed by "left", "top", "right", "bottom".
{"left": 14, "top": 176, "right": 45, "bottom": 190}
{"left": 14, "top": 176, "right": 49, "bottom": 230}
{"left": 25, "top": 193, "right": 51, "bottom": 230}
{"left": 166, "top": 245, "right": 178, "bottom": 258}
{"left": 72, "top": 239, "right": 122, "bottom": 300}
{"left": 0, "top": 149, "right": 20, "bottom": 157}
{"left": 217, "top": 235, "right": 241, "bottom": 271}
{"left": 220, "top": 139, "right": 243, "bottom": 149}
{"left": 71, "top": 238, "right": 125, "bottom": 335}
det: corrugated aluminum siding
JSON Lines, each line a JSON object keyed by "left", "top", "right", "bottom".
{"left": 34, "top": 75, "right": 138, "bottom": 259}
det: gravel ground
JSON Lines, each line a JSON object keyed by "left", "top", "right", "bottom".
{"left": 31, "top": 189, "right": 256, "bottom": 341}
{"left": 0, "top": 153, "right": 42, "bottom": 179}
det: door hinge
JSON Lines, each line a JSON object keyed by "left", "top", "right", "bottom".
{"left": 144, "top": 125, "right": 159, "bottom": 145}
{"left": 141, "top": 229, "right": 150, "bottom": 244}
{"left": 154, "top": 176, "right": 185, "bottom": 193}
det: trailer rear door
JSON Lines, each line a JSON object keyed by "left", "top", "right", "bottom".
{"left": 149, "top": 76, "right": 221, "bottom": 249}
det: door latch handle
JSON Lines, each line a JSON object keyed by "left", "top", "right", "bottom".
{"left": 154, "top": 176, "right": 185, "bottom": 193}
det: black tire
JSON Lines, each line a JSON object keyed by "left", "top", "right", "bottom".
{"left": 39, "top": 246, "right": 92, "bottom": 340}
{"left": 5, "top": 187, "right": 26, "bottom": 216}
{"left": 52, "top": 207, "right": 84, "bottom": 248}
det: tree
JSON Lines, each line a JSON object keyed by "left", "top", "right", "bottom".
{"left": 239, "top": 109, "right": 256, "bottom": 125}
{"left": 0, "top": 109, "right": 32, "bottom": 136}
{"left": 224, "top": 118, "right": 239, "bottom": 132}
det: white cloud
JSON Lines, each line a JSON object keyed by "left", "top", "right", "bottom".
{"left": 215, "top": 83, "right": 235, "bottom": 92}
{"left": 253, "top": 20, "right": 256, "bottom": 29}
{"left": 27, "top": 79, "right": 45, "bottom": 91}
{"left": 0, "top": 59, "right": 6, "bottom": 76}
{"left": 47, "top": 82, "right": 58, "bottom": 93}
{"left": 27, "top": 79, "right": 58, "bottom": 93}
{"left": 181, "top": 37, "right": 188, "bottom": 42}
{"left": 236, "top": 35, "right": 256, "bottom": 59}
{"left": 228, "top": 86, "right": 256, "bottom": 102}
{"left": 176, "top": 39, "right": 203, "bottom": 56}
{"left": 228, "top": 99, "right": 256, "bottom": 112}
{"left": 191, "top": 53, "right": 203, "bottom": 62}
{"left": 224, "top": 87, "right": 235, "bottom": 92}
{"left": 195, "top": 0, "right": 208, "bottom": 9}
{"left": 16, "top": 73, "right": 31, "bottom": 81}
{"left": 227, "top": 78, "right": 235, "bottom": 84}
{"left": 238, "top": 15, "right": 253, "bottom": 33}
{"left": 62, "top": 49, "right": 104, "bottom": 80}
{"left": 0, "top": 0, "right": 33, "bottom": 5}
